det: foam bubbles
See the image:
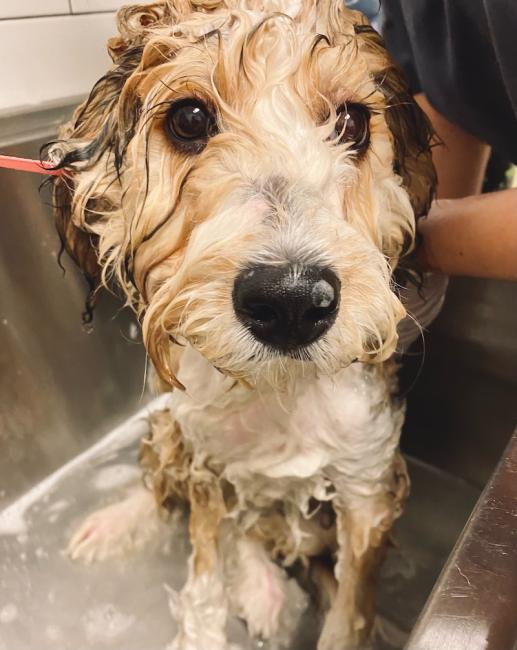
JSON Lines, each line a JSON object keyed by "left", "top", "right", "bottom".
{"left": 92, "top": 464, "right": 141, "bottom": 491}
{"left": 82, "top": 603, "right": 135, "bottom": 643}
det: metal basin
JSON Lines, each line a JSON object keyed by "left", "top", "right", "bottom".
{"left": 0, "top": 107, "right": 147, "bottom": 509}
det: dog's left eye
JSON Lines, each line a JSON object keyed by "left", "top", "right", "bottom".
{"left": 165, "top": 99, "right": 216, "bottom": 152}
{"left": 331, "top": 104, "right": 370, "bottom": 154}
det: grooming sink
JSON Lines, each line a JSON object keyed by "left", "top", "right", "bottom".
{"left": 1, "top": 113, "right": 517, "bottom": 650}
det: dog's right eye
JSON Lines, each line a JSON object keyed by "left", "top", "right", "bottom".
{"left": 165, "top": 99, "right": 216, "bottom": 153}
{"left": 330, "top": 103, "right": 370, "bottom": 155}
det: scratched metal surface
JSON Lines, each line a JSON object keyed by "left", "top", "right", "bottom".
{"left": 0, "top": 402, "right": 479, "bottom": 650}
{"left": 0, "top": 123, "right": 147, "bottom": 511}
{"left": 406, "top": 430, "right": 517, "bottom": 650}
{"left": 400, "top": 276, "right": 517, "bottom": 489}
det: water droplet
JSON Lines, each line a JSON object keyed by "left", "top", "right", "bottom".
{"left": 129, "top": 322, "right": 139, "bottom": 340}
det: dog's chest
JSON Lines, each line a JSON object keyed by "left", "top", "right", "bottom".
{"left": 165, "top": 348, "right": 402, "bottom": 500}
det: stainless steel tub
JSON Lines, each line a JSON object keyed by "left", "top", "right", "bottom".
{"left": 0, "top": 106, "right": 147, "bottom": 509}
{"left": 0, "top": 107, "right": 515, "bottom": 649}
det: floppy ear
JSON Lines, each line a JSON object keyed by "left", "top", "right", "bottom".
{"left": 47, "top": 8, "right": 155, "bottom": 306}
{"left": 52, "top": 175, "right": 101, "bottom": 318}
{"left": 48, "top": 0, "right": 222, "bottom": 299}
{"left": 49, "top": 0, "right": 227, "bottom": 323}
{"left": 353, "top": 22, "right": 437, "bottom": 219}
{"left": 48, "top": 46, "right": 142, "bottom": 312}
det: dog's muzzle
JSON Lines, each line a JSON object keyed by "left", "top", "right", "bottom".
{"left": 232, "top": 264, "right": 340, "bottom": 351}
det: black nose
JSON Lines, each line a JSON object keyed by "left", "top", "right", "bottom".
{"left": 232, "top": 264, "right": 340, "bottom": 350}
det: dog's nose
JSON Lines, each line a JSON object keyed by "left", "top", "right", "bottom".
{"left": 232, "top": 264, "right": 340, "bottom": 350}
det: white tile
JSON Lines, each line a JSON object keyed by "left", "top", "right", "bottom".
{"left": 71, "top": 0, "right": 127, "bottom": 12}
{"left": 0, "top": 13, "right": 119, "bottom": 113}
{"left": 0, "top": 0, "right": 70, "bottom": 19}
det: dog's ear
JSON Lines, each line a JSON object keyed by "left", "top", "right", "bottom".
{"left": 47, "top": 35, "right": 145, "bottom": 312}
{"left": 49, "top": 5, "right": 175, "bottom": 295}
{"left": 48, "top": 1, "right": 224, "bottom": 320}
{"left": 52, "top": 174, "right": 101, "bottom": 317}
{"left": 352, "top": 22, "right": 437, "bottom": 219}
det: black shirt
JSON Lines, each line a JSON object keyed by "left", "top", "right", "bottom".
{"left": 382, "top": 0, "right": 517, "bottom": 163}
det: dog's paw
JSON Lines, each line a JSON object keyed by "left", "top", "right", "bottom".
{"left": 166, "top": 574, "right": 237, "bottom": 650}
{"left": 67, "top": 488, "right": 157, "bottom": 562}
{"left": 167, "top": 636, "right": 242, "bottom": 650}
{"left": 238, "top": 559, "right": 287, "bottom": 640}
{"left": 227, "top": 538, "right": 296, "bottom": 643}
{"left": 67, "top": 503, "right": 134, "bottom": 562}
{"left": 167, "top": 640, "right": 242, "bottom": 650}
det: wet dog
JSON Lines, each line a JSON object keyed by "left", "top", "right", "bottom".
{"left": 50, "top": 1, "right": 435, "bottom": 647}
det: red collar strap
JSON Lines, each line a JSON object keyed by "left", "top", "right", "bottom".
{"left": 0, "top": 154, "right": 65, "bottom": 176}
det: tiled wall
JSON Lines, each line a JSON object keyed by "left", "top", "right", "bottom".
{"left": 0, "top": 1, "right": 127, "bottom": 19}
{"left": 0, "top": 1, "right": 128, "bottom": 114}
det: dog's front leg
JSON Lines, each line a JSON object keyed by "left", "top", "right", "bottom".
{"left": 223, "top": 530, "right": 292, "bottom": 644}
{"left": 169, "top": 473, "right": 233, "bottom": 650}
{"left": 317, "top": 458, "right": 408, "bottom": 650}
{"left": 316, "top": 505, "right": 385, "bottom": 650}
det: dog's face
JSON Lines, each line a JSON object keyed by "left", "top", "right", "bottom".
{"left": 51, "top": 0, "right": 435, "bottom": 388}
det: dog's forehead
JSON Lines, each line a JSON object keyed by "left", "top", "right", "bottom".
{"left": 171, "top": 2, "right": 357, "bottom": 49}
{"left": 137, "top": 4, "right": 376, "bottom": 108}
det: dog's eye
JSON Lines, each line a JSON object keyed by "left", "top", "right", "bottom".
{"left": 165, "top": 99, "right": 216, "bottom": 152}
{"left": 332, "top": 104, "right": 370, "bottom": 154}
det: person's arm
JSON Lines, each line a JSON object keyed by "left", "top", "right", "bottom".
{"left": 414, "top": 94, "right": 491, "bottom": 199}
{"left": 417, "top": 190, "right": 517, "bottom": 281}
{"left": 413, "top": 93, "right": 517, "bottom": 281}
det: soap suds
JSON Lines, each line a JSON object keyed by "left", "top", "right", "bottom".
{"left": 82, "top": 603, "right": 135, "bottom": 642}
{"left": 92, "top": 465, "right": 141, "bottom": 491}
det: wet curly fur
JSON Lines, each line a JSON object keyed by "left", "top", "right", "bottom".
{"left": 51, "top": 1, "right": 435, "bottom": 648}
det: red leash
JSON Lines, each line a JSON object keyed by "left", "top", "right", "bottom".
{"left": 0, "top": 154, "right": 65, "bottom": 176}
